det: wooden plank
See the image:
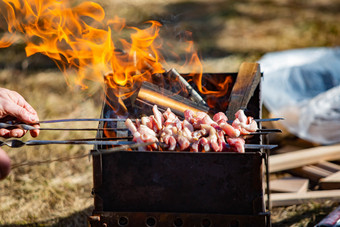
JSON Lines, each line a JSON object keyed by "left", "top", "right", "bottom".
{"left": 286, "top": 162, "right": 340, "bottom": 185}
{"left": 316, "top": 161, "right": 340, "bottom": 173}
{"left": 272, "top": 145, "right": 301, "bottom": 154}
{"left": 226, "top": 62, "right": 261, "bottom": 120}
{"left": 268, "top": 190, "right": 340, "bottom": 207}
{"left": 270, "top": 177, "right": 309, "bottom": 193}
{"left": 269, "top": 144, "right": 340, "bottom": 173}
{"left": 320, "top": 171, "right": 340, "bottom": 190}
{"left": 289, "top": 165, "right": 333, "bottom": 183}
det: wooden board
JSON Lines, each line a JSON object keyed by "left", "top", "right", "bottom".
{"left": 316, "top": 161, "right": 340, "bottom": 173}
{"left": 320, "top": 171, "right": 340, "bottom": 190}
{"left": 226, "top": 62, "right": 261, "bottom": 120}
{"left": 268, "top": 190, "right": 340, "bottom": 207}
{"left": 270, "top": 177, "right": 309, "bottom": 193}
{"left": 289, "top": 165, "right": 333, "bottom": 183}
{"left": 269, "top": 144, "right": 340, "bottom": 173}
{"left": 272, "top": 145, "right": 302, "bottom": 154}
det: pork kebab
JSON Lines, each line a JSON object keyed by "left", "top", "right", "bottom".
{"left": 125, "top": 105, "right": 258, "bottom": 153}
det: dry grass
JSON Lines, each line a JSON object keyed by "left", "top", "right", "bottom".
{"left": 0, "top": 69, "right": 102, "bottom": 226}
{"left": 0, "top": 0, "right": 340, "bottom": 226}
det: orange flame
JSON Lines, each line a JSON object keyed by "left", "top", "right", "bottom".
{"left": 0, "top": 0, "right": 230, "bottom": 105}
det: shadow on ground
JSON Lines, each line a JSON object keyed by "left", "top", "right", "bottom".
{"left": 1, "top": 206, "right": 93, "bottom": 227}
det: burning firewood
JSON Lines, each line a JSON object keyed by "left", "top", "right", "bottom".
{"left": 133, "top": 81, "right": 209, "bottom": 118}
{"left": 166, "top": 68, "right": 208, "bottom": 107}
{"left": 125, "top": 105, "right": 258, "bottom": 152}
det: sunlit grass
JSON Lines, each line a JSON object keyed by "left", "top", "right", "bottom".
{"left": 0, "top": 69, "right": 101, "bottom": 225}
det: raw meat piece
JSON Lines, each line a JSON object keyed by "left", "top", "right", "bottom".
{"left": 125, "top": 105, "right": 258, "bottom": 153}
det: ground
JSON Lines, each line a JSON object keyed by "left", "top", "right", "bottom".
{"left": 0, "top": 0, "right": 340, "bottom": 226}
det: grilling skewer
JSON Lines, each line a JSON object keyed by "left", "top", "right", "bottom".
{"left": 1, "top": 117, "right": 284, "bottom": 125}
{"left": 0, "top": 123, "right": 281, "bottom": 135}
{"left": 0, "top": 138, "right": 278, "bottom": 150}
{"left": 256, "top": 128, "right": 282, "bottom": 132}
{"left": 0, "top": 139, "right": 139, "bottom": 148}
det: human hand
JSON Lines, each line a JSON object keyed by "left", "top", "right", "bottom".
{"left": 0, "top": 88, "right": 40, "bottom": 138}
{"left": 0, "top": 88, "right": 40, "bottom": 180}
{"left": 0, "top": 148, "right": 10, "bottom": 180}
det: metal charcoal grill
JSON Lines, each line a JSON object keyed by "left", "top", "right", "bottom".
{"left": 89, "top": 63, "right": 271, "bottom": 227}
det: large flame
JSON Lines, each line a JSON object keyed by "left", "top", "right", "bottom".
{"left": 0, "top": 0, "right": 230, "bottom": 104}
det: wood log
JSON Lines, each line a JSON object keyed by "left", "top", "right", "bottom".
{"left": 134, "top": 81, "right": 209, "bottom": 118}
{"left": 226, "top": 62, "right": 261, "bottom": 120}
{"left": 269, "top": 144, "right": 340, "bottom": 173}
{"left": 268, "top": 190, "right": 340, "bottom": 207}
{"left": 166, "top": 68, "right": 208, "bottom": 107}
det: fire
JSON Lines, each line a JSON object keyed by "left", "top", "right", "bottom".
{"left": 0, "top": 0, "right": 231, "bottom": 106}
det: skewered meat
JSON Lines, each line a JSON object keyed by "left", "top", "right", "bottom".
{"left": 125, "top": 105, "right": 258, "bottom": 152}
{"left": 233, "top": 109, "right": 258, "bottom": 134}
{"left": 227, "top": 137, "right": 245, "bottom": 153}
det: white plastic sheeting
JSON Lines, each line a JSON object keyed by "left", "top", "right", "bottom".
{"left": 259, "top": 47, "right": 340, "bottom": 144}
